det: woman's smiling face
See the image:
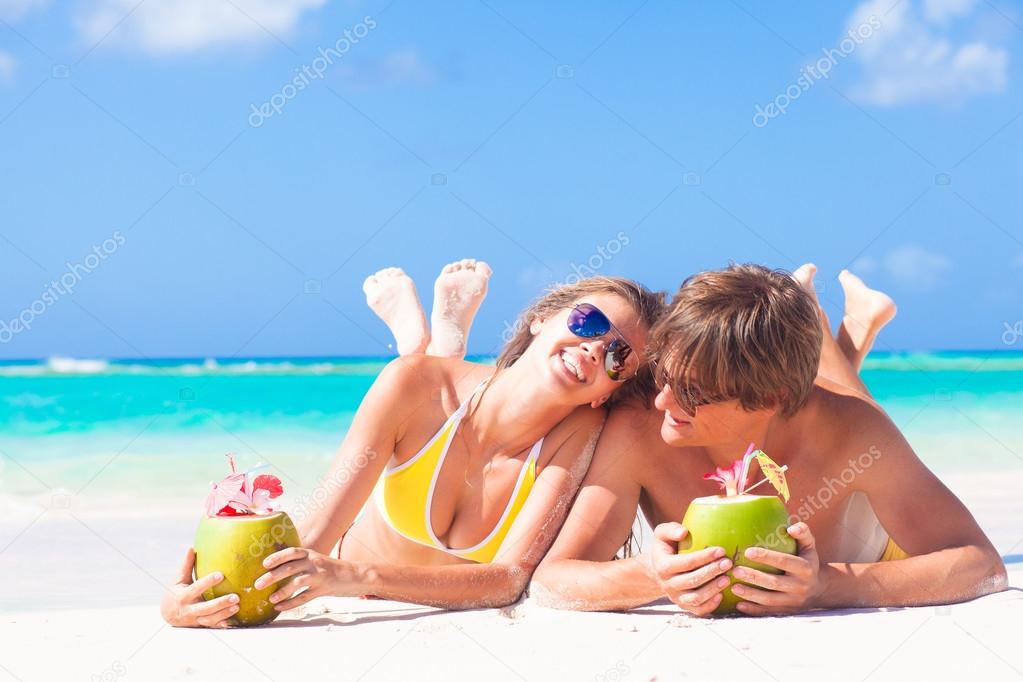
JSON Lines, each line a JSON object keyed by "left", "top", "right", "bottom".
{"left": 528, "top": 292, "right": 649, "bottom": 406}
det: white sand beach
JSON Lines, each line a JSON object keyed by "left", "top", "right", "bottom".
{"left": 5, "top": 578, "right": 1022, "bottom": 682}
{"left": 3, "top": 470, "right": 1022, "bottom": 681}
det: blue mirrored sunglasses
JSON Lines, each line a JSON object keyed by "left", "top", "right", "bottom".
{"left": 566, "top": 303, "right": 634, "bottom": 381}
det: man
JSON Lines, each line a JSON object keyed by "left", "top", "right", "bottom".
{"left": 531, "top": 264, "right": 1006, "bottom": 615}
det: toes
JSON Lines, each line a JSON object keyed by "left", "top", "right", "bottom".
{"left": 792, "top": 263, "right": 819, "bottom": 299}
{"left": 437, "top": 259, "right": 491, "bottom": 280}
{"left": 838, "top": 269, "right": 861, "bottom": 287}
{"left": 362, "top": 275, "right": 378, "bottom": 293}
{"left": 792, "top": 263, "right": 817, "bottom": 283}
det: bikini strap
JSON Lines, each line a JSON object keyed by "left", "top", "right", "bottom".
{"left": 525, "top": 436, "right": 544, "bottom": 465}
{"left": 457, "top": 376, "right": 492, "bottom": 417}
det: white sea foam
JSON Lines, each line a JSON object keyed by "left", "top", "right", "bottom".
{"left": 0, "top": 356, "right": 392, "bottom": 377}
{"left": 47, "top": 357, "right": 110, "bottom": 374}
{"left": 863, "top": 353, "right": 1023, "bottom": 372}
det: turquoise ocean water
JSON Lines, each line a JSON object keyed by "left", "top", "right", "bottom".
{"left": 1, "top": 352, "right": 1022, "bottom": 511}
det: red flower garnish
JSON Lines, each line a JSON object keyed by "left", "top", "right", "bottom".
{"left": 204, "top": 455, "right": 284, "bottom": 517}
{"left": 252, "top": 474, "right": 283, "bottom": 499}
{"left": 703, "top": 458, "right": 745, "bottom": 497}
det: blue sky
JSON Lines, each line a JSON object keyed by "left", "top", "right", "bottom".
{"left": 1, "top": 0, "right": 1020, "bottom": 359}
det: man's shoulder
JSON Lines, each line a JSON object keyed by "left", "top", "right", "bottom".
{"left": 597, "top": 405, "right": 677, "bottom": 471}
{"left": 797, "top": 384, "right": 893, "bottom": 447}
{"left": 605, "top": 404, "right": 666, "bottom": 443}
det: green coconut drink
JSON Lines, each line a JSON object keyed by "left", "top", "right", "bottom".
{"left": 678, "top": 444, "right": 796, "bottom": 615}
{"left": 193, "top": 454, "right": 300, "bottom": 627}
{"left": 194, "top": 511, "right": 301, "bottom": 626}
{"left": 679, "top": 494, "right": 796, "bottom": 614}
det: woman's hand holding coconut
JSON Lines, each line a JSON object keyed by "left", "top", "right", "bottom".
{"left": 731, "top": 522, "right": 827, "bottom": 616}
{"left": 160, "top": 547, "right": 241, "bottom": 628}
{"left": 254, "top": 547, "right": 363, "bottom": 612}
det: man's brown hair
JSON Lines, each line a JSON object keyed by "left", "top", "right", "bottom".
{"left": 650, "top": 263, "right": 822, "bottom": 417}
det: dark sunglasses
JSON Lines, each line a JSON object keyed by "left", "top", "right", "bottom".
{"left": 657, "top": 366, "right": 713, "bottom": 418}
{"left": 566, "top": 303, "right": 635, "bottom": 381}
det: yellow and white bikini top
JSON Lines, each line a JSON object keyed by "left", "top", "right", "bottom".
{"left": 835, "top": 491, "right": 910, "bottom": 563}
{"left": 374, "top": 380, "right": 543, "bottom": 564}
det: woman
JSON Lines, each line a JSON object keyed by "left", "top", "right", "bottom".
{"left": 160, "top": 262, "right": 664, "bottom": 626}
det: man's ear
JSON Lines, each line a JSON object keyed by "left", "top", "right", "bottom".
{"left": 529, "top": 317, "right": 543, "bottom": 335}
{"left": 767, "top": 394, "right": 786, "bottom": 416}
{"left": 590, "top": 394, "right": 610, "bottom": 409}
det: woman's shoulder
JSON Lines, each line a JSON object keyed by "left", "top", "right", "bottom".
{"left": 539, "top": 405, "right": 608, "bottom": 462}
{"left": 546, "top": 400, "right": 656, "bottom": 449}
{"left": 377, "top": 355, "right": 495, "bottom": 405}
{"left": 556, "top": 404, "right": 608, "bottom": 433}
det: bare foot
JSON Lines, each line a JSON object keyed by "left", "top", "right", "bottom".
{"left": 363, "top": 267, "right": 429, "bottom": 355}
{"left": 426, "top": 259, "right": 493, "bottom": 358}
{"left": 837, "top": 269, "right": 897, "bottom": 370}
{"left": 792, "top": 263, "right": 819, "bottom": 302}
{"left": 795, "top": 263, "right": 872, "bottom": 396}
{"left": 792, "top": 263, "right": 829, "bottom": 333}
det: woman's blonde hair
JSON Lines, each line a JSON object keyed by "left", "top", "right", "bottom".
{"left": 495, "top": 276, "right": 665, "bottom": 407}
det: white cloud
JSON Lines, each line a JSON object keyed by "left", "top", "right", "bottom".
{"left": 847, "top": 0, "right": 1008, "bottom": 105}
{"left": 76, "top": 0, "right": 325, "bottom": 55}
{"left": 0, "top": 0, "right": 47, "bottom": 21}
{"left": 335, "top": 49, "right": 439, "bottom": 89}
{"left": 849, "top": 256, "right": 878, "bottom": 275}
{"left": 0, "top": 50, "right": 15, "bottom": 85}
{"left": 923, "top": 0, "right": 978, "bottom": 23}
{"left": 883, "top": 244, "right": 951, "bottom": 289}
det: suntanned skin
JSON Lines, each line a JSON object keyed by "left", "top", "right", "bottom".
{"left": 161, "top": 291, "right": 648, "bottom": 627}
{"left": 533, "top": 333, "right": 1008, "bottom": 616}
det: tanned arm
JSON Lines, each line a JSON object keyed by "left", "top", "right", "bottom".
{"left": 816, "top": 399, "right": 1007, "bottom": 608}
{"left": 262, "top": 407, "right": 609, "bottom": 611}
{"left": 530, "top": 407, "right": 663, "bottom": 611}
{"left": 734, "top": 395, "right": 1008, "bottom": 615}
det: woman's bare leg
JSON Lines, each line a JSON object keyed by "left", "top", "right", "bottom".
{"left": 793, "top": 264, "right": 871, "bottom": 397}
{"left": 836, "top": 269, "right": 897, "bottom": 371}
{"left": 425, "top": 259, "right": 492, "bottom": 358}
{"left": 363, "top": 267, "right": 430, "bottom": 355}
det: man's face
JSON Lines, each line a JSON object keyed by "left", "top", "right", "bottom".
{"left": 653, "top": 382, "right": 769, "bottom": 448}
